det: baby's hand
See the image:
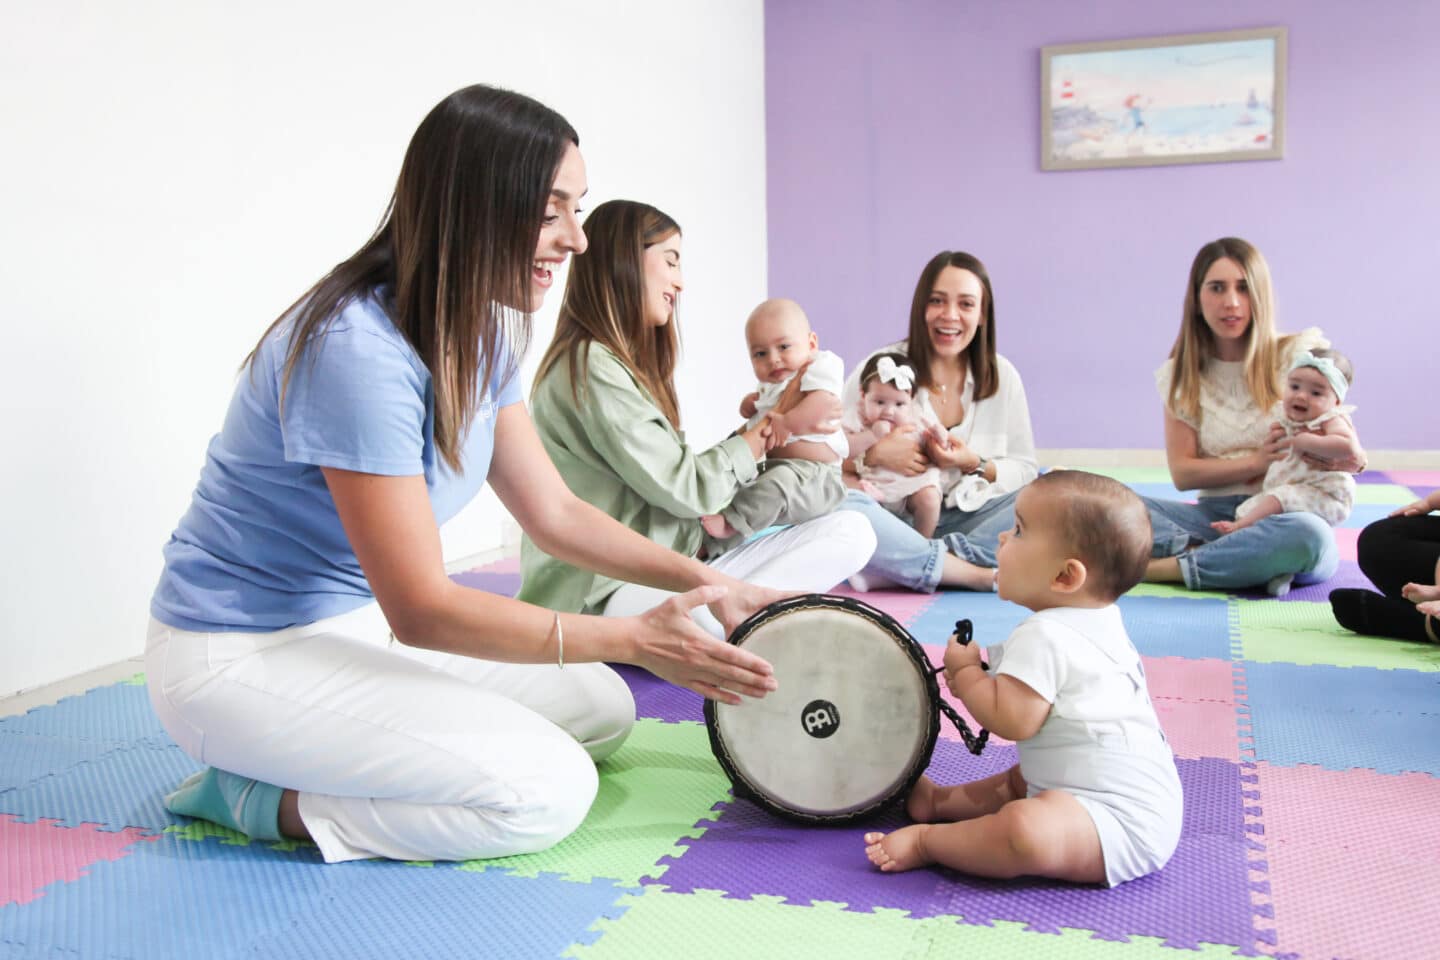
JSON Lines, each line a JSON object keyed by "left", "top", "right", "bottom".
{"left": 740, "top": 393, "right": 759, "bottom": 419}
{"left": 1211, "top": 520, "right": 1238, "bottom": 535}
{"left": 1418, "top": 600, "right": 1440, "bottom": 618}
{"left": 870, "top": 420, "right": 894, "bottom": 439}
{"left": 941, "top": 630, "right": 983, "bottom": 693}
{"left": 924, "top": 423, "right": 951, "bottom": 448}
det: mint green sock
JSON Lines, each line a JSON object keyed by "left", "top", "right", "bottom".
{"left": 165, "top": 767, "right": 284, "bottom": 841}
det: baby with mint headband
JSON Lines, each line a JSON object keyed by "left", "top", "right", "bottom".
{"left": 1211, "top": 347, "right": 1364, "bottom": 595}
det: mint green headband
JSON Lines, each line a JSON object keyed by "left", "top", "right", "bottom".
{"left": 1289, "top": 351, "right": 1349, "bottom": 401}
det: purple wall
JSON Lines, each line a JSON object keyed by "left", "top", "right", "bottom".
{"left": 764, "top": 0, "right": 1439, "bottom": 450}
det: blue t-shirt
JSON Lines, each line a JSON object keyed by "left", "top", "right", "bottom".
{"left": 151, "top": 289, "right": 522, "bottom": 632}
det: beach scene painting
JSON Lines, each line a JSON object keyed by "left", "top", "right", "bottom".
{"left": 1042, "top": 27, "right": 1286, "bottom": 171}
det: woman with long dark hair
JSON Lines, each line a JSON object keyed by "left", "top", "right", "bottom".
{"left": 518, "top": 199, "right": 875, "bottom": 632}
{"left": 147, "top": 86, "right": 787, "bottom": 864}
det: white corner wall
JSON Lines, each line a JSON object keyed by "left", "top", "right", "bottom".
{"left": 0, "top": 0, "right": 768, "bottom": 696}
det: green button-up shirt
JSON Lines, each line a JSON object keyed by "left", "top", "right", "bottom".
{"left": 517, "top": 343, "right": 759, "bottom": 613}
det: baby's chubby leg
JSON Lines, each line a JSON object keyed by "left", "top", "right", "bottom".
{"left": 1212, "top": 494, "right": 1282, "bottom": 535}
{"left": 866, "top": 787, "right": 1104, "bottom": 883}
{"left": 907, "top": 763, "right": 1025, "bottom": 823}
{"left": 908, "top": 485, "right": 943, "bottom": 539}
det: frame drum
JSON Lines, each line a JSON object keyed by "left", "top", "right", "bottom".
{"left": 704, "top": 594, "right": 984, "bottom": 825}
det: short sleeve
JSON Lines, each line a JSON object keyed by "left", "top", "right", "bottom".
{"left": 1154, "top": 357, "right": 1198, "bottom": 429}
{"left": 281, "top": 325, "right": 428, "bottom": 476}
{"left": 993, "top": 619, "right": 1066, "bottom": 704}
{"left": 800, "top": 350, "right": 844, "bottom": 394}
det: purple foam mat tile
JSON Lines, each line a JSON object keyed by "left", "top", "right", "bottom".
{"left": 1235, "top": 559, "right": 1375, "bottom": 603}
{"left": 1353, "top": 470, "right": 1396, "bottom": 485}
{"left": 612, "top": 664, "right": 703, "bottom": 723}
{"left": 649, "top": 739, "right": 1253, "bottom": 950}
{"left": 448, "top": 568, "right": 522, "bottom": 597}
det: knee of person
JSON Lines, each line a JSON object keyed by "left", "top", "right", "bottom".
{"left": 999, "top": 802, "right": 1054, "bottom": 871}
{"left": 504, "top": 749, "right": 600, "bottom": 854}
{"left": 583, "top": 671, "right": 637, "bottom": 764}
{"left": 826, "top": 509, "right": 879, "bottom": 562}
{"left": 1279, "top": 512, "right": 1336, "bottom": 564}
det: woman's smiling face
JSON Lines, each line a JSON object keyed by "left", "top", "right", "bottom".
{"left": 924, "top": 266, "right": 985, "bottom": 358}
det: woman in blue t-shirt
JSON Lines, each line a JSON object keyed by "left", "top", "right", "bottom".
{"left": 147, "top": 85, "right": 789, "bottom": 863}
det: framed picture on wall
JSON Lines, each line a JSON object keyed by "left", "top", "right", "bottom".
{"left": 1041, "top": 26, "right": 1286, "bottom": 171}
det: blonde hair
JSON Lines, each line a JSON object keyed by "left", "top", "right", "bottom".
{"left": 1165, "top": 238, "right": 1303, "bottom": 423}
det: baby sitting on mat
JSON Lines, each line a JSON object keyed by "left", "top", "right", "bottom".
{"left": 701, "top": 298, "right": 846, "bottom": 552}
{"left": 865, "top": 470, "right": 1183, "bottom": 888}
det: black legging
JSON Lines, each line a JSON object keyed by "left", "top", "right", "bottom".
{"left": 1329, "top": 515, "right": 1440, "bottom": 641}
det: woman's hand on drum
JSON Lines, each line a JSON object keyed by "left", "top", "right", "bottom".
{"left": 631, "top": 585, "right": 778, "bottom": 705}
{"left": 864, "top": 426, "right": 929, "bottom": 476}
{"left": 704, "top": 577, "right": 795, "bottom": 638}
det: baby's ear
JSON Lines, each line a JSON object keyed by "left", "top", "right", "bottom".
{"left": 1052, "top": 558, "right": 1088, "bottom": 595}
{"left": 809, "top": 330, "right": 819, "bottom": 350}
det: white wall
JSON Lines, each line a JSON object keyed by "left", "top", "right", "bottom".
{"left": 0, "top": 0, "right": 768, "bottom": 696}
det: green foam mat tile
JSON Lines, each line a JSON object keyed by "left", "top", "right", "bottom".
{"left": 1235, "top": 599, "right": 1440, "bottom": 671}
{"left": 1352, "top": 483, "right": 1420, "bottom": 505}
{"left": 459, "top": 718, "right": 729, "bottom": 884}
{"left": 569, "top": 887, "right": 1246, "bottom": 960}
{"left": 1124, "top": 582, "right": 1231, "bottom": 602}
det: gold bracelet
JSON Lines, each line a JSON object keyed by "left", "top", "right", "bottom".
{"left": 552, "top": 612, "right": 564, "bottom": 670}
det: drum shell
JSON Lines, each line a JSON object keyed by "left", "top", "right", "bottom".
{"left": 704, "top": 594, "right": 942, "bottom": 825}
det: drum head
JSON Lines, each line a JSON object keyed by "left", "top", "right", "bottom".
{"left": 704, "top": 594, "right": 940, "bottom": 824}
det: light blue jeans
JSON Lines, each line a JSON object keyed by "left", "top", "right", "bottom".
{"left": 1143, "top": 494, "right": 1339, "bottom": 590}
{"left": 838, "top": 489, "right": 1019, "bottom": 592}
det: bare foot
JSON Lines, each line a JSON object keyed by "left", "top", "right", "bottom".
{"left": 701, "top": 514, "right": 736, "bottom": 539}
{"left": 864, "top": 825, "right": 934, "bottom": 873}
{"left": 1401, "top": 582, "right": 1440, "bottom": 604}
{"left": 1210, "top": 520, "right": 1238, "bottom": 535}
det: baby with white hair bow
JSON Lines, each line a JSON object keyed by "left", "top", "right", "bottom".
{"left": 850, "top": 352, "right": 951, "bottom": 537}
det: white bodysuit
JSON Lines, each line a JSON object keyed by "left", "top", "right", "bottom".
{"left": 1239, "top": 405, "right": 1356, "bottom": 526}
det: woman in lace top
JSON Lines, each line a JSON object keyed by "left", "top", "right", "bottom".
{"left": 1142, "top": 237, "right": 1365, "bottom": 593}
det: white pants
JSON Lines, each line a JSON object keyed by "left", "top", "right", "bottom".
{"left": 602, "top": 511, "right": 878, "bottom": 633}
{"left": 145, "top": 603, "right": 633, "bottom": 864}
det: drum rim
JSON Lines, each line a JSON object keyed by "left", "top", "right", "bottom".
{"left": 703, "top": 593, "right": 943, "bottom": 826}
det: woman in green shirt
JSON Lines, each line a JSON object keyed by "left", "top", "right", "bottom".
{"left": 519, "top": 200, "right": 876, "bottom": 635}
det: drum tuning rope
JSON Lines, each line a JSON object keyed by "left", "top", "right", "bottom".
{"left": 932, "top": 619, "right": 991, "bottom": 756}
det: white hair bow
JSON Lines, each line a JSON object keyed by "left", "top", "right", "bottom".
{"left": 876, "top": 355, "right": 914, "bottom": 392}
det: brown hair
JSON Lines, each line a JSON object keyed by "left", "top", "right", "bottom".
{"left": 533, "top": 200, "right": 684, "bottom": 427}
{"left": 245, "top": 84, "right": 578, "bottom": 472}
{"left": 1165, "top": 237, "right": 1305, "bottom": 423}
{"left": 906, "top": 251, "right": 999, "bottom": 401}
{"left": 1028, "top": 470, "right": 1152, "bottom": 602}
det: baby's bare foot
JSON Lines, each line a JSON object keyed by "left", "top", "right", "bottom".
{"left": 864, "top": 826, "right": 934, "bottom": 873}
{"left": 701, "top": 514, "right": 736, "bottom": 539}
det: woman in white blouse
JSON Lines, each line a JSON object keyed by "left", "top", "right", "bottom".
{"left": 838, "top": 251, "right": 1038, "bottom": 592}
{"left": 1143, "top": 237, "right": 1361, "bottom": 592}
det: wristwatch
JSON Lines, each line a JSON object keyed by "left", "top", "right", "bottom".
{"left": 968, "top": 455, "right": 990, "bottom": 477}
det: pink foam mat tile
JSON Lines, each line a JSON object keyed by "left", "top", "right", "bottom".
{"left": 0, "top": 816, "right": 157, "bottom": 907}
{"left": 1333, "top": 526, "right": 1360, "bottom": 563}
{"left": 1264, "top": 835, "right": 1440, "bottom": 960}
{"left": 833, "top": 586, "right": 939, "bottom": 629}
{"left": 1387, "top": 470, "right": 1440, "bottom": 487}
{"left": 1253, "top": 763, "right": 1440, "bottom": 859}
{"left": 1143, "top": 656, "right": 1237, "bottom": 704}
{"left": 1154, "top": 699, "right": 1242, "bottom": 762}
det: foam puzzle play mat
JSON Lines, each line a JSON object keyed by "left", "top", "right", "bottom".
{"left": 5, "top": 468, "right": 1439, "bottom": 959}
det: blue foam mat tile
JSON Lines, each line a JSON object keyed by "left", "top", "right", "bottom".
{"left": 0, "top": 683, "right": 167, "bottom": 743}
{"left": 1241, "top": 661, "right": 1440, "bottom": 715}
{"left": 1338, "top": 503, "right": 1402, "bottom": 530}
{"left": 0, "top": 832, "right": 631, "bottom": 960}
{"left": 905, "top": 592, "right": 1030, "bottom": 648}
{"left": 0, "top": 732, "right": 124, "bottom": 794}
{"left": 1116, "top": 595, "right": 1234, "bottom": 659}
{"left": 1244, "top": 705, "right": 1440, "bottom": 776}
{"left": 0, "top": 740, "right": 200, "bottom": 832}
